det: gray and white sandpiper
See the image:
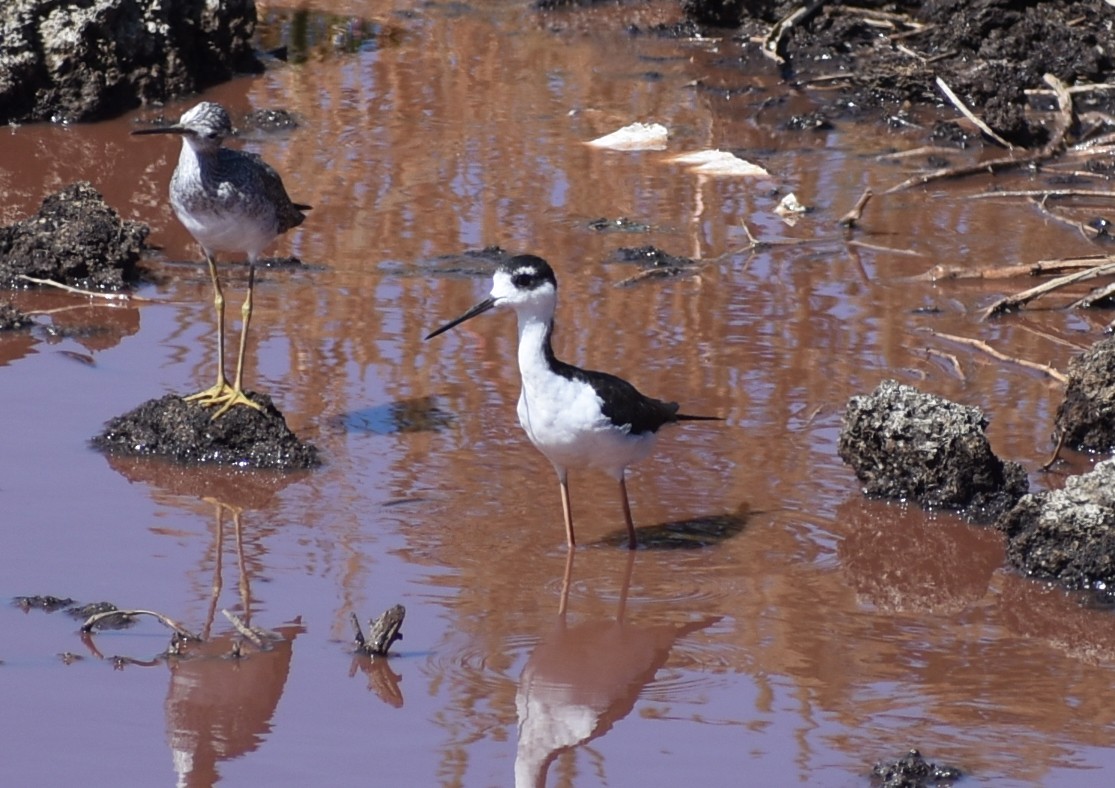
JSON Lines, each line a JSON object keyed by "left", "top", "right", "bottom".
{"left": 426, "top": 254, "right": 721, "bottom": 550}
{"left": 133, "top": 101, "right": 310, "bottom": 417}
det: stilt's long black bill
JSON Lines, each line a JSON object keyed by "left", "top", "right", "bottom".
{"left": 130, "top": 126, "right": 189, "bottom": 136}
{"left": 425, "top": 297, "right": 498, "bottom": 340}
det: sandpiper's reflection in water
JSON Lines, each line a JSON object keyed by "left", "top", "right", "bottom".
{"left": 163, "top": 500, "right": 303, "bottom": 788}
{"left": 515, "top": 550, "right": 721, "bottom": 788}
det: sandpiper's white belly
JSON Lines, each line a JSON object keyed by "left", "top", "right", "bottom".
{"left": 177, "top": 210, "right": 260, "bottom": 257}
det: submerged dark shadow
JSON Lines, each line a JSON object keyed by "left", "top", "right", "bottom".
{"left": 378, "top": 246, "right": 510, "bottom": 279}
{"left": 334, "top": 395, "right": 454, "bottom": 435}
{"left": 596, "top": 502, "right": 752, "bottom": 550}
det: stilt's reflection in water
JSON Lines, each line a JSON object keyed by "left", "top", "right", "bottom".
{"left": 515, "top": 550, "right": 720, "bottom": 788}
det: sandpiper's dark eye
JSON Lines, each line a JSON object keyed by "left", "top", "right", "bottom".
{"left": 511, "top": 272, "right": 536, "bottom": 288}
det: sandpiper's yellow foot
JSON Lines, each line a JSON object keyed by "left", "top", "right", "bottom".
{"left": 184, "top": 380, "right": 232, "bottom": 405}
{"left": 184, "top": 381, "right": 264, "bottom": 419}
{"left": 209, "top": 386, "right": 264, "bottom": 419}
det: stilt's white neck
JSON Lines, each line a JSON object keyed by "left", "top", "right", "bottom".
{"left": 515, "top": 308, "right": 556, "bottom": 388}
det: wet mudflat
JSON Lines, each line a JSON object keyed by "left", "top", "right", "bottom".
{"left": 3, "top": 1, "right": 1115, "bottom": 786}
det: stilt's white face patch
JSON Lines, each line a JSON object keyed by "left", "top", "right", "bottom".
{"left": 490, "top": 265, "right": 556, "bottom": 313}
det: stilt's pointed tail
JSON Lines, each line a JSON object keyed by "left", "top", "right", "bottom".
{"left": 676, "top": 413, "right": 724, "bottom": 422}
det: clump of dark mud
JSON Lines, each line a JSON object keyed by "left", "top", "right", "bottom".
{"left": 683, "top": 0, "right": 1115, "bottom": 146}
{"left": 608, "top": 245, "right": 702, "bottom": 286}
{"left": 0, "top": 0, "right": 260, "bottom": 124}
{"left": 1053, "top": 337, "right": 1115, "bottom": 453}
{"left": 0, "top": 182, "right": 148, "bottom": 290}
{"left": 997, "top": 459, "right": 1115, "bottom": 598}
{"left": 92, "top": 393, "right": 320, "bottom": 470}
{"left": 611, "top": 245, "right": 695, "bottom": 269}
{"left": 0, "top": 302, "right": 34, "bottom": 330}
{"left": 838, "top": 380, "right": 1028, "bottom": 522}
{"left": 587, "top": 216, "right": 652, "bottom": 233}
{"left": 871, "top": 748, "right": 962, "bottom": 788}
{"left": 14, "top": 596, "right": 134, "bottom": 629}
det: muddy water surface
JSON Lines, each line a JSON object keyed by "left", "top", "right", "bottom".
{"left": 2, "top": 1, "right": 1115, "bottom": 786}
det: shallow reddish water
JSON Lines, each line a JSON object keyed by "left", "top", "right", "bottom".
{"left": 2, "top": 1, "right": 1114, "bottom": 786}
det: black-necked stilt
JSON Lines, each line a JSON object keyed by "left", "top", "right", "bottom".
{"left": 133, "top": 102, "right": 310, "bottom": 418}
{"left": 425, "top": 254, "right": 720, "bottom": 549}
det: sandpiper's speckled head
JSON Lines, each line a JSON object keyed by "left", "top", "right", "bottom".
{"left": 131, "top": 101, "right": 232, "bottom": 153}
{"left": 425, "top": 255, "right": 558, "bottom": 340}
{"left": 176, "top": 102, "right": 233, "bottom": 141}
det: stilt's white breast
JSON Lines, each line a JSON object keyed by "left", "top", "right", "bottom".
{"left": 517, "top": 382, "right": 658, "bottom": 479}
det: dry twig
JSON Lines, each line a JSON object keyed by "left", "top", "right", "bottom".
{"left": 921, "top": 328, "right": 1068, "bottom": 383}
{"left": 981, "top": 258, "right": 1115, "bottom": 318}
{"left": 762, "top": 0, "right": 827, "bottom": 64}
{"left": 81, "top": 608, "right": 201, "bottom": 640}
{"left": 917, "top": 257, "right": 1106, "bottom": 281}
{"left": 222, "top": 609, "right": 279, "bottom": 650}
{"left": 1068, "top": 279, "right": 1115, "bottom": 309}
{"left": 351, "top": 605, "right": 406, "bottom": 657}
{"left": 1041, "top": 430, "right": 1067, "bottom": 471}
{"left": 846, "top": 239, "right": 922, "bottom": 257}
{"left": 884, "top": 74, "right": 1075, "bottom": 194}
{"left": 936, "top": 77, "right": 1015, "bottom": 148}
{"left": 17, "top": 274, "right": 138, "bottom": 301}
{"left": 838, "top": 188, "right": 873, "bottom": 227}
{"left": 922, "top": 347, "right": 967, "bottom": 381}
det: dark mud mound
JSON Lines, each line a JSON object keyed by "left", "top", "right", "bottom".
{"left": 92, "top": 393, "right": 320, "bottom": 470}
{"left": 871, "top": 748, "right": 962, "bottom": 788}
{"left": 0, "top": 302, "right": 34, "bottom": 330}
{"left": 1054, "top": 337, "right": 1115, "bottom": 453}
{"left": 838, "top": 379, "right": 1028, "bottom": 522}
{"left": 690, "top": 0, "right": 1115, "bottom": 146}
{"left": 997, "top": 459, "right": 1115, "bottom": 597}
{"left": 0, "top": 0, "right": 260, "bottom": 124}
{"left": 0, "top": 182, "right": 148, "bottom": 290}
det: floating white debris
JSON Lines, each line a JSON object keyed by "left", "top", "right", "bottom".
{"left": 586, "top": 122, "right": 669, "bottom": 151}
{"left": 775, "top": 192, "right": 808, "bottom": 226}
{"left": 667, "top": 149, "right": 771, "bottom": 177}
{"left": 775, "top": 192, "right": 808, "bottom": 216}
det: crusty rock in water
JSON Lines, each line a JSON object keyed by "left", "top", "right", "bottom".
{"left": 92, "top": 393, "right": 320, "bottom": 470}
{"left": 1054, "top": 336, "right": 1115, "bottom": 453}
{"left": 0, "top": 0, "right": 261, "bottom": 124}
{"left": 997, "top": 459, "right": 1115, "bottom": 596}
{"left": 0, "top": 182, "right": 148, "bottom": 290}
{"left": 838, "top": 379, "right": 1027, "bottom": 522}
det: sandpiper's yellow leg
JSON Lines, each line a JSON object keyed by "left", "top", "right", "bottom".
{"left": 185, "top": 254, "right": 262, "bottom": 418}
{"left": 209, "top": 264, "right": 262, "bottom": 419}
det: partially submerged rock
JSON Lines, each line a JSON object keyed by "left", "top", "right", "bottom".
{"left": 871, "top": 748, "right": 962, "bottom": 788}
{"left": 0, "top": 0, "right": 260, "bottom": 124}
{"left": 0, "top": 302, "right": 34, "bottom": 330}
{"left": 92, "top": 393, "right": 320, "bottom": 470}
{"left": 997, "top": 459, "right": 1115, "bottom": 597}
{"left": 1053, "top": 337, "right": 1115, "bottom": 453}
{"left": 0, "top": 182, "right": 148, "bottom": 290}
{"left": 838, "top": 380, "right": 1028, "bottom": 522}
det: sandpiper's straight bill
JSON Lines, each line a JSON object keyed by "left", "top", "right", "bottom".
{"left": 426, "top": 254, "right": 721, "bottom": 550}
{"left": 133, "top": 101, "right": 311, "bottom": 418}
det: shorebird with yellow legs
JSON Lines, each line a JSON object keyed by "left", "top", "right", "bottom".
{"left": 134, "top": 102, "right": 310, "bottom": 418}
